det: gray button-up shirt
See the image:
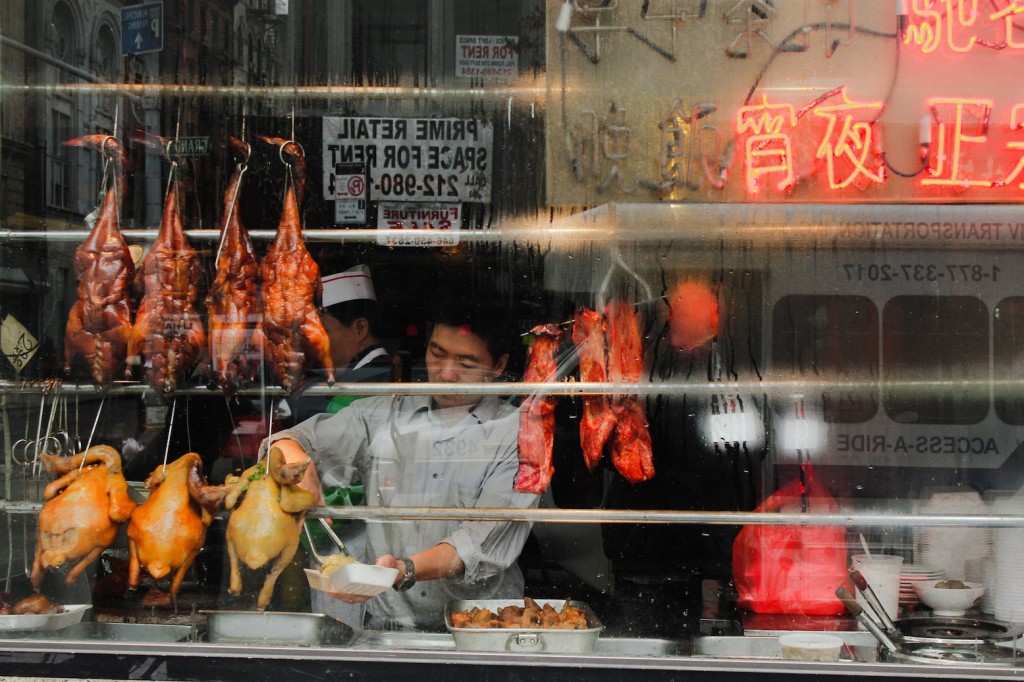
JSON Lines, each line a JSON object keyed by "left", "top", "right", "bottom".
{"left": 268, "top": 394, "right": 539, "bottom": 629}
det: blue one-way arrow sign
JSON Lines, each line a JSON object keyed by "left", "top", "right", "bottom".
{"left": 121, "top": 2, "right": 163, "bottom": 55}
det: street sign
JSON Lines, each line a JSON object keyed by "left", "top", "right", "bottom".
{"left": 121, "top": 2, "right": 163, "bottom": 55}
{"left": 170, "top": 137, "right": 211, "bottom": 156}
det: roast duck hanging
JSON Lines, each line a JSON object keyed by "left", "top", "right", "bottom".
{"left": 126, "top": 453, "right": 228, "bottom": 605}
{"left": 127, "top": 157, "right": 207, "bottom": 398}
{"left": 31, "top": 445, "right": 137, "bottom": 590}
{"left": 224, "top": 446, "right": 316, "bottom": 610}
{"left": 258, "top": 137, "right": 334, "bottom": 393}
{"left": 62, "top": 135, "right": 137, "bottom": 386}
{"left": 206, "top": 136, "right": 261, "bottom": 394}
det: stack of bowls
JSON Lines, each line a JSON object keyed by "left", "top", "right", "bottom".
{"left": 989, "top": 496, "right": 1024, "bottom": 622}
{"left": 899, "top": 563, "right": 944, "bottom": 610}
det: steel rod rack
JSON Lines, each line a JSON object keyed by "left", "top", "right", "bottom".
{"left": 0, "top": 378, "right": 1009, "bottom": 399}
{"left": 0, "top": 499, "right": 1022, "bottom": 528}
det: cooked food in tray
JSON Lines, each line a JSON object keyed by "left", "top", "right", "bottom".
{"left": 449, "top": 597, "right": 589, "bottom": 630}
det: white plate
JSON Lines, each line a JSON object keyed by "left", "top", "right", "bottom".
{"left": 304, "top": 563, "right": 399, "bottom": 597}
{"left": 0, "top": 604, "right": 91, "bottom": 632}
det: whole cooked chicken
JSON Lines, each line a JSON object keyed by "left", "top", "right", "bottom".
{"left": 127, "top": 173, "right": 207, "bottom": 398}
{"left": 258, "top": 138, "right": 334, "bottom": 393}
{"left": 63, "top": 135, "right": 136, "bottom": 386}
{"left": 224, "top": 446, "right": 316, "bottom": 610}
{"left": 515, "top": 324, "right": 563, "bottom": 494}
{"left": 31, "top": 445, "right": 137, "bottom": 589}
{"left": 207, "top": 136, "right": 261, "bottom": 393}
{"left": 126, "top": 453, "right": 227, "bottom": 603}
{"left": 572, "top": 308, "right": 616, "bottom": 471}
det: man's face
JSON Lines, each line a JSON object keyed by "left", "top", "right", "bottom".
{"left": 323, "top": 315, "right": 362, "bottom": 368}
{"left": 426, "top": 323, "right": 508, "bottom": 408}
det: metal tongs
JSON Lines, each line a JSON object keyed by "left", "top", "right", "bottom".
{"left": 303, "top": 517, "right": 354, "bottom": 569}
{"left": 835, "top": 586, "right": 899, "bottom": 654}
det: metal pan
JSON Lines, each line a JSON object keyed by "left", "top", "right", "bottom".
{"left": 445, "top": 599, "right": 603, "bottom": 654}
{"left": 201, "top": 610, "right": 354, "bottom": 647}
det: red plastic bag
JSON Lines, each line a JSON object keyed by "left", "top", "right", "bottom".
{"left": 732, "top": 461, "right": 852, "bottom": 615}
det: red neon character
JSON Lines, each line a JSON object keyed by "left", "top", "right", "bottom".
{"left": 811, "top": 88, "right": 885, "bottom": 190}
{"left": 990, "top": 1, "right": 1024, "bottom": 49}
{"left": 1003, "top": 104, "right": 1024, "bottom": 188}
{"left": 923, "top": 97, "right": 995, "bottom": 188}
{"left": 736, "top": 95, "right": 797, "bottom": 194}
{"left": 905, "top": 0, "right": 980, "bottom": 53}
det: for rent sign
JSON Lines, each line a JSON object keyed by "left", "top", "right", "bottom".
{"left": 455, "top": 35, "right": 519, "bottom": 79}
{"left": 323, "top": 117, "right": 493, "bottom": 203}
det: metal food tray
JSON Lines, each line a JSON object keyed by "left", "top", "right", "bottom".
{"left": 444, "top": 599, "right": 603, "bottom": 654}
{"left": 200, "top": 610, "right": 354, "bottom": 647}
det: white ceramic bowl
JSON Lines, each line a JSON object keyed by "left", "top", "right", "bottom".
{"left": 778, "top": 633, "right": 843, "bottom": 661}
{"left": 911, "top": 580, "right": 986, "bottom": 616}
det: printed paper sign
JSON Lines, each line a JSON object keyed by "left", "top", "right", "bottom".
{"left": 455, "top": 35, "right": 519, "bottom": 79}
{"left": 1, "top": 313, "right": 38, "bottom": 372}
{"left": 323, "top": 117, "right": 493, "bottom": 203}
{"left": 376, "top": 202, "right": 462, "bottom": 247}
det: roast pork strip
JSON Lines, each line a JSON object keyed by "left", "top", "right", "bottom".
{"left": 514, "top": 324, "right": 563, "bottom": 494}
{"left": 572, "top": 308, "right": 616, "bottom": 471}
{"left": 605, "top": 299, "right": 655, "bottom": 484}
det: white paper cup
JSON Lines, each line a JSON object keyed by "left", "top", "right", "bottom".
{"left": 851, "top": 553, "right": 904, "bottom": 629}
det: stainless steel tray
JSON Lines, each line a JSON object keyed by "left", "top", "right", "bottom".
{"left": 444, "top": 599, "right": 603, "bottom": 654}
{"left": 200, "top": 610, "right": 354, "bottom": 647}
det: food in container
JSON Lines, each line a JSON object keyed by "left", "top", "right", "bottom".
{"left": 0, "top": 604, "right": 91, "bottom": 632}
{"left": 445, "top": 599, "right": 603, "bottom": 654}
{"left": 778, "top": 632, "right": 843, "bottom": 661}
{"left": 303, "top": 563, "right": 398, "bottom": 597}
{"left": 911, "top": 579, "right": 986, "bottom": 617}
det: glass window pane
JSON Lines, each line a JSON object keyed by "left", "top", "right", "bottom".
{"left": 772, "top": 295, "right": 878, "bottom": 423}
{"left": 883, "top": 296, "right": 989, "bottom": 424}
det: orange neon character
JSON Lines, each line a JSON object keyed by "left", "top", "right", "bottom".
{"left": 905, "top": 0, "right": 980, "bottom": 53}
{"left": 736, "top": 95, "right": 797, "bottom": 194}
{"left": 923, "top": 97, "right": 995, "bottom": 188}
{"left": 990, "top": 1, "right": 1024, "bottom": 49}
{"left": 812, "top": 88, "right": 885, "bottom": 190}
{"left": 1003, "top": 104, "right": 1024, "bottom": 188}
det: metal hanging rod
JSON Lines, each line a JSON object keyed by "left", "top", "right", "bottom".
{"left": 0, "top": 82, "right": 546, "bottom": 102}
{"left": 0, "top": 378, "right": 1006, "bottom": 399}
{"left": 0, "top": 228, "right": 581, "bottom": 244}
{"left": 0, "top": 499, "right": 1021, "bottom": 528}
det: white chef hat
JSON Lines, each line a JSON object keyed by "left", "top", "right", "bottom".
{"left": 322, "top": 264, "right": 377, "bottom": 308}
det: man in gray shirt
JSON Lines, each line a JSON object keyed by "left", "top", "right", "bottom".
{"left": 267, "top": 302, "right": 539, "bottom": 630}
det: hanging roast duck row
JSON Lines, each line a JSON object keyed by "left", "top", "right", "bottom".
{"left": 62, "top": 134, "right": 334, "bottom": 398}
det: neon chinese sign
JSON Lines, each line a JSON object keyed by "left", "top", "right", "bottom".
{"left": 904, "top": 0, "right": 1024, "bottom": 54}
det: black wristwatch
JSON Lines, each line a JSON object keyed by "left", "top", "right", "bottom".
{"left": 393, "top": 557, "right": 417, "bottom": 592}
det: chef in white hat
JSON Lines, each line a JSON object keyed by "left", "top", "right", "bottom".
{"left": 319, "top": 264, "right": 392, "bottom": 392}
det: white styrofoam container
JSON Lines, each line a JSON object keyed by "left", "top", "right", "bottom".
{"left": 0, "top": 604, "right": 91, "bottom": 632}
{"left": 304, "top": 563, "right": 399, "bottom": 597}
